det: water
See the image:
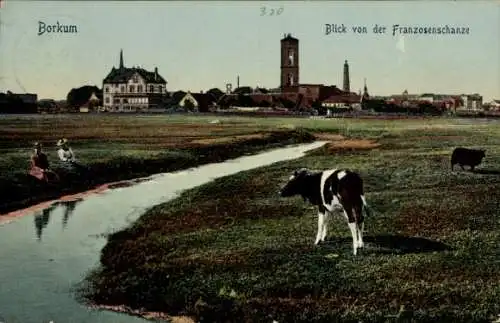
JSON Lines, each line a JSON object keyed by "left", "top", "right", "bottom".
{"left": 0, "top": 141, "right": 326, "bottom": 323}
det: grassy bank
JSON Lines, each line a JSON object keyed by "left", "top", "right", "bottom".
{"left": 80, "top": 117, "right": 500, "bottom": 322}
{"left": 0, "top": 114, "right": 317, "bottom": 214}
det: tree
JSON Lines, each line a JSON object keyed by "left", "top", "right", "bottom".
{"left": 66, "top": 85, "right": 102, "bottom": 109}
{"left": 236, "top": 93, "right": 255, "bottom": 107}
{"left": 312, "top": 100, "right": 327, "bottom": 115}
{"left": 206, "top": 88, "right": 224, "bottom": 101}
{"left": 183, "top": 99, "right": 196, "bottom": 112}
{"left": 172, "top": 91, "right": 187, "bottom": 103}
{"left": 363, "top": 98, "right": 385, "bottom": 111}
{"left": 233, "top": 86, "right": 253, "bottom": 95}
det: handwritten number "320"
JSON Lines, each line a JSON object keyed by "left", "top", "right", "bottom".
{"left": 260, "top": 6, "right": 284, "bottom": 16}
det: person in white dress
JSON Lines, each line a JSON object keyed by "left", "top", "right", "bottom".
{"left": 56, "top": 138, "right": 89, "bottom": 175}
{"left": 57, "top": 138, "right": 76, "bottom": 163}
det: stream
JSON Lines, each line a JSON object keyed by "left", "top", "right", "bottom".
{"left": 0, "top": 141, "right": 326, "bottom": 323}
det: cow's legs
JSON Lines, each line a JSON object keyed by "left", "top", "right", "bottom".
{"left": 315, "top": 211, "right": 325, "bottom": 245}
{"left": 320, "top": 211, "right": 330, "bottom": 242}
{"left": 344, "top": 209, "right": 358, "bottom": 255}
{"left": 356, "top": 204, "right": 365, "bottom": 249}
{"left": 357, "top": 221, "right": 364, "bottom": 248}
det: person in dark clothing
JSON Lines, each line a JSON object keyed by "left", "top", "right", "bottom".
{"left": 29, "top": 142, "right": 59, "bottom": 182}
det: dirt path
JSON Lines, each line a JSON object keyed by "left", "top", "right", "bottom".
{"left": 313, "top": 132, "right": 380, "bottom": 152}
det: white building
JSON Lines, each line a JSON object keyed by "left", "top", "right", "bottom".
{"left": 102, "top": 50, "right": 168, "bottom": 112}
{"left": 419, "top": 93, "right": 434, "bottom": 103}
{"left": 460, "top": 94, "right": 483, "bottom": 110}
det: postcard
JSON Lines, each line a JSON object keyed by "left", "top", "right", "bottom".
{"left": 0, "top": 1, "right": 499, "bottom": 323}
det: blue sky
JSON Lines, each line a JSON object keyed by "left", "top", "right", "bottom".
{"left": 0, "top": 1, "right": 498, "bottom": 101}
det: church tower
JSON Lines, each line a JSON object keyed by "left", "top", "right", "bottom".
{"left": 280, "top": 33, "right": 299, "bottom": 93}
{"left": 343, "top": 60, "right": 350, "bottom": 93}
{"left": 362, "top": 78, "right": 370, "bottom": 99}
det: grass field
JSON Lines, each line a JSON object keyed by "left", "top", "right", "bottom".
{"left": 77, "top": 115, "right": 500, "bottom": 322}
{"left": 0, "top": 114, "right": 318, "bottom": 213}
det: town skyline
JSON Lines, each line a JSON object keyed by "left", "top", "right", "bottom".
{"left": 0, "top": 1, "right": 498, "bottom": 101}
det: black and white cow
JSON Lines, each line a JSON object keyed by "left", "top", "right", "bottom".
{"left": 279, "top": 168, "right": 370, "bottom": 255}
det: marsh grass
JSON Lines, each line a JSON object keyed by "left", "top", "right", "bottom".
{"left": 78, "top": 116, "right": 500, "bottom": 322}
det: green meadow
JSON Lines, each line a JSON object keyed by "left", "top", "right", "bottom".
{"left": 0, "top": 114, "right": 314, "bottom": 213}
{"left": 78, "top": 115, "right": 500, "bottom": 322}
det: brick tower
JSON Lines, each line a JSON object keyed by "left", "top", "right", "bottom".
{"left": 280, "top": 33, "right": 299, "bottom": 93}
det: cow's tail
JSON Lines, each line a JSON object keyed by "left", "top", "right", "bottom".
{"left": 343, "top": 172, "right": 372, "bottom": 222}
{"left": 351, "top": 173, "right": 372, "bottom": 219}
{"left": 348, "top": 174, "right": 365, "bottom": 223}
{"left": 361, "top": 195, "right": 372, "bottom": 218}
{"left": 352, "top": 194, "right": 364, "bottom": 224}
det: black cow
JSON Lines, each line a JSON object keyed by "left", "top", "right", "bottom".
{"left": 279, "top": 168, "right": 371, "bottom": 255}
{"left": 451, "top": 147, "right": 486, "bottom": 171}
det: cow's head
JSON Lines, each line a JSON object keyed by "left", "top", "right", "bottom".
{"left": 279, "top": 168, "right": 310, "bottom": 198}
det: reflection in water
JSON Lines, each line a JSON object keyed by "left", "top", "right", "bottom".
{"left": 33, "top": 199, "right": 83, "bottom": 240}
{"left": 34, "top": 204, "right": 56, "bottom": 241}
{"left": 0, "top": 141, "right": 325, "bottom": 323}
{"left": 61, "top": 199, "right": 82, "bottom": 229}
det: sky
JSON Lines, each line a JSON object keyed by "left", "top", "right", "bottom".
{"left": 0, "top": 1, "right": 499, "bottom": 101}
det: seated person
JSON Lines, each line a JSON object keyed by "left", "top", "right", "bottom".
{"left": 56, "top": 138, "right": 90, "bottom": 175}
{"left": 57, "top": 138, "right": 76, "bottom": 163}
{"left": 29, "top": 142, "right": 59, "bottom": 182}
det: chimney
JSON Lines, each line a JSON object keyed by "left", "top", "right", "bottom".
{"left": 237, "top": 75, "right": 240, "bottom": 89}
{"left": 155, "top": 67, "right": 158, "bottom": 81}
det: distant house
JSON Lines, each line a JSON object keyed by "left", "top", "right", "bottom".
{"left": 489, "top": 100, "right": 500, "bottom": 110}
{"left": 79, "top": 92, "right": 100, "bottom": 112}
{"left": 17, "top": 93, "right": 38, "bottom": 104}
{"left": 419, "top": 93, "right": 435, "bottom": 103}
{"left": 253, "top": 87, "right": 269, "bottom": 94}
{"left": 102, "top": 50, "right": 168, "bottom": 112}
{"left": 383, "top": 91, "right": 465, "bottom": 111}
{"left": 0, "top": 94, "right": 8, "bottom": 106}
{"left": 321, "top": 93, "right": 361, "bottom": 109}
{"left": 66, "top": 85, "right": 102, "bottom": 112}
{"left": 178, "top": 92, "right": 216, "bottom": 112}
{"left": 38, "top": 99, "right": 57, "bottom": 114}
{"left": 0, "top": 92, "right": 38, "bottom": 114}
